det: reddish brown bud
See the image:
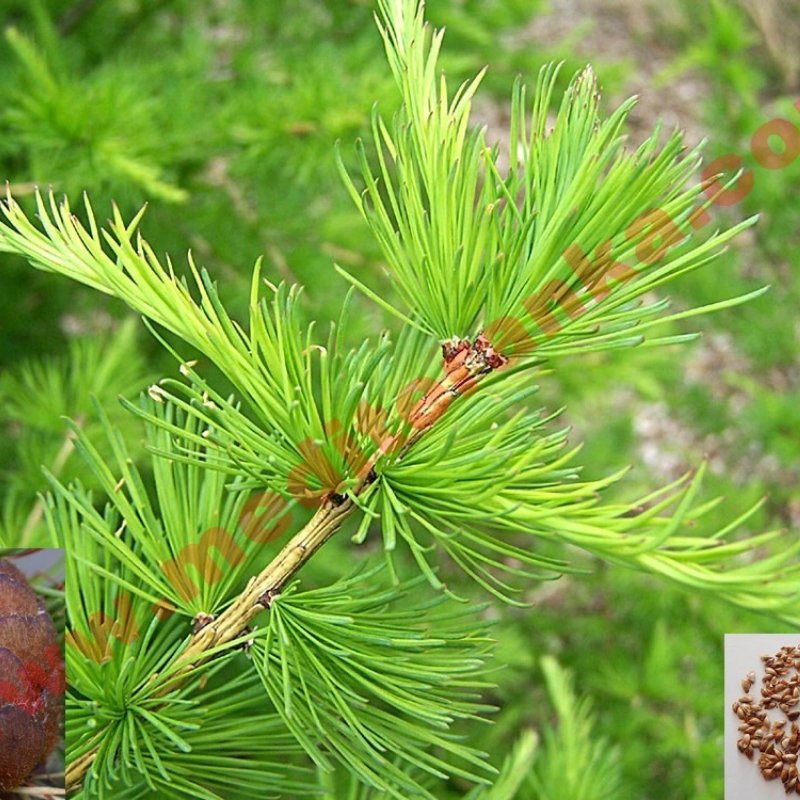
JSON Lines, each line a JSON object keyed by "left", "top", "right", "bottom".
{"left": 441, "top": 337, "right": 470, "bottom": 364}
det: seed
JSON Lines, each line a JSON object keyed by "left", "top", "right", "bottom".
{"left": 734, "top": 644, "right": 800, "bottom": 789}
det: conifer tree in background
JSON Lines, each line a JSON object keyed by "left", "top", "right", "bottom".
{"left": 0, "top": 1, "right": 797, "bottom": 797}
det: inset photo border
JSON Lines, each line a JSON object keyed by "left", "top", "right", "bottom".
{"left": 725, "top": 634, "right": 800, "bottom": 799}
{"left": 0, "top": 548, "right": 65, "bottom": 797}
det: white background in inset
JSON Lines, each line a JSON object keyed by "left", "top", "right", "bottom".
{"left": 725, "top": 634, "right": 800, "bottom": 800}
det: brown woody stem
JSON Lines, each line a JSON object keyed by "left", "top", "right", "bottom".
{"left": 173, "top": 496, "right": 354, "bottom": 671}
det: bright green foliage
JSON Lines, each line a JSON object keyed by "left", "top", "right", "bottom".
{"left": 3, "top": 26, "right": 188, "bottom": 203}
{"left": 338, "top": 1, "right": 762, "bottom": 351}
{"left": 525, "top": 656, "right": 623, "bottom": 799}
{"left": 466, "top": 730, "right": 538, "bottom": 800}
{"left": 0, "top": 319, "right": 147, "bottom": 547}
{"left": 379, "top": 367, "right": 800, "bottom": 614}
{"left": 254, "top": 568, "right": 494, "bottom": 798}
{"left": 1, "top": 2, "right": 795, "bottom": 622}
{"left": 50, "top": 402, "right": 292, "bottom": 620}
{"left": 0, "top": 191, "right": 391, "bottom": 497}
{"left": 4, "top": 180, "right": 797, "bottom": 620}
{"left": 337, "top": 0, "right": 493, "bottom": 336}
{"left": 55, "top": 485, "right": 315, "bottom": 800}
{"left": 53, "top": 418, "right": 495, "bottom": 798}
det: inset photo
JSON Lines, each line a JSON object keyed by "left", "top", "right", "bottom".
{"left": 725, "top": 634, "right": 800, "bottom": 799}
{"left": 0, "top": 549, "right": 64, "bottom": 797}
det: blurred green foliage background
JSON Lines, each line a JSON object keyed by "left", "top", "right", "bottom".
{"left": 0, "top": 0, "right": 797, "bottom": 797}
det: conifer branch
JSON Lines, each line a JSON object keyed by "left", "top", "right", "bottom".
{"left": 64, "top": 497, "right": 354, "bottom": 793}
{"left": 174, "top": 332, "right": 505, "bottom": 668}
{"left": 65, "top": 340, "right": 507, "bottom": 793}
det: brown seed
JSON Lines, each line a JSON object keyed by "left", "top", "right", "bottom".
{"left": 734, "top": 648, "right": 800, "bottom": 788}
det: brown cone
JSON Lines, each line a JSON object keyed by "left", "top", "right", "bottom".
{"left": 0, "top": 559, "right": 63, "bottom": 791}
